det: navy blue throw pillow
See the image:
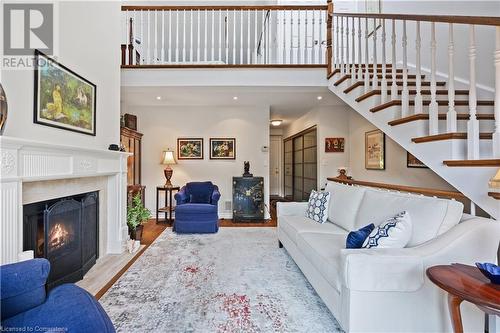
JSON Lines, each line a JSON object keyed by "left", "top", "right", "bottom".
{"left": 190, "top": 193, "right": 211, "bottom": 204}
{"left": 346, "top": 223, "right": 375, "bottom": 249}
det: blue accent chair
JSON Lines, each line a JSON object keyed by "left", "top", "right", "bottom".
{"left": 1, "top": 258, "right": 115, "bottom": 333}
{"left": 174, "top": 181, "right": 220, "bottom": 233}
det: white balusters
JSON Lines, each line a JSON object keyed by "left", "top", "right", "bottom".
{"left": 401, "top": 20, "right": 410, "bottom": 117}
{"left": 219, "top": 10, "right": 222, "bottom": 61}
{"left": 205, "top": 10, "right": 209, "bottom": 61}
{"left": 175, "top": 10, "right": 179, "bottom": 62}
{"left": 351, "top": 16, "right": 356, "bottom": 80}
{"left": 467, "top": 25, "right": 480, "bottom": 160}
{"left": 372, "top": 18, "right": 378, "bottom": 89}
{"left": 447, "top": 24, "right": 457, "bottom": 132}
{"left": 247, "top": 10, "right": 251, "bottom": 64}
{"left": 364, "top": 18, "right": 370, "bottom": 93}
{"left": 147, "top": 10, "right": 151, "bottom": 63}
{"left": 255, "top": 9, "right": 259, "bottom": 64}
{"left": 182, "top": 10, "right": 186, "bottom": 62}
{"left": 161, "top": 11, "right": 165, "bottom": 63}
{"left": 429, "top": 22, "right": 439, "bottom": 135}
{"left": 340, "top": 17, "right": 345, "bottom": 74}
{"left": 154, "top": 11, "right": 157, "bottom": 63}
{"left": 212, "top": 10, "right": 215, "bottom": 61}
{"left": 334, "top": 16, "right": 339, "bottom": 71}
{"left": 381, "top": 19, "right": 388, "bottom": 103}
{"left": 198, "top": 10, "right": 201, "bottom": 62}
{"left": 168, "top": 10, "right": 171, "bottom": 62}
{"left": 304, "top": 10, "right": 308, "bottom": 64}
{"left": 240, "top": 10, "right": 244, "bottom": 64}
{"left": 493, "top": 27, "right": 500, "bottom": 157}
{"left": 345, "top": 18, "right": 350, "bottom": 78}
{"left": 357, "top": 18, "right": 363, "bottom": 80}
{"left": 414, "top": 21, "right": 423, "bottom": 114}
{"left": 391, "top": 19, "right": 397, "bottom": 100}
{"left": 190, "top": 10, "right": 193, "bottom": 61}
{"left": 319, "top": 10, "right": 324, "bottom": 64}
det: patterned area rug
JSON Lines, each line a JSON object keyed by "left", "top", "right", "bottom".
{"left": 100, "top": 228, "right": 343, "bottom": 333}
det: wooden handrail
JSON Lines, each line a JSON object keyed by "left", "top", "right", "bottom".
{"left": 122, "top": 5, "right": 328, "bottom": 11}
{"left": 327, "top": 177, "right": 467, "bottom": 200}
{"left": 332, "top": 13, "right": 500, "bottom": 26}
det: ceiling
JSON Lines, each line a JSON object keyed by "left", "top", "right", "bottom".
{"left": 121, "top": 86, "right": 344, "bottom": 126}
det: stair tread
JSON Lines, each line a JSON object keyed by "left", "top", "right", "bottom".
{"left": 388, "top": 113, "right": 494, "bottom": 126}
{"left": 488, "top": 192, "right": 500, "bottom": 199}
{"left": 343, "top": 81, "right": 447, "bottom": 94}
{"left": 356, "top": 89, "right": 470, "bottom": 102}
{"left": 443, "top": 159, "right": 500, "bottom": 167}
{"left": 370, "top": 99, "right": 494, "bottom": 113}
{"left": 412, "top": 132, "right": 493, "bottom": 143}
{"left": 334, "top": 74, "right": 426, "bottom": 86}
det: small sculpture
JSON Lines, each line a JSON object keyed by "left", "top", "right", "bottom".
{"left": 243, "top": 161, "right": 253, "bottom": 177}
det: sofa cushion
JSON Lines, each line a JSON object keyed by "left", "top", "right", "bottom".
{"left": 305, "top": 190, "right": 331, "bottom": 223}
{"left": 362, "top": 211, "right": 412, "bottom": 249}
{"left": 325, "top": 182, "right": 366, "bottom": 231}
{"left": 190, "top": 193, "right": 211, "bottom": 204}
{"left": 296, "top": 232, "right": 346, "bottom": 291}
{"left": 186, "top": 182, "right": 215, "bottom": 198}
{"left": 346, "top": 223, "right": 375, "bottom": 249}
{"left": 279, "top": 215, "right": 348, "bottom": 244}
{"left": 356, "top": 188, "right": 464, "bottom": 246}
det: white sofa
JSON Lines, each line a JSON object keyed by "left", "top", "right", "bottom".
{"left": 277, "top": 181, "right": 500, "bottom": 333}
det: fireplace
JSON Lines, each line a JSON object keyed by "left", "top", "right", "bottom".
{"left": 23, "top": 191, "right": 99, "bottom": 289}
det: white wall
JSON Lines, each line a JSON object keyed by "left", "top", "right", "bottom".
{"left": 283, "top": 106, "right": 351, "bottom": 189}
{"left": 1, "top": 1, "right": 121, "bottom": 150}
{"left": 127, "top": 105, "right": 271, "bottom": 219}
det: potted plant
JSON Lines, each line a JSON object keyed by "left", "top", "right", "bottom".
{"left": 127, "top": 194, "right": 151, "bottom": 241}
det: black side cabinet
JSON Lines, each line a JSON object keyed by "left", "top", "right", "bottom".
{"left": 232, "top": 177, "right": 264, "bottom": 221}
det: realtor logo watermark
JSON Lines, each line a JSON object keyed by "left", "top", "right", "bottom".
{"left": 4, "top": 3, "right": 53, "bottom": 55}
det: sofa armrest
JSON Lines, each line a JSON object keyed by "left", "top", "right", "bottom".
{"left": 0, "top": 258, "right": 50, "bottom": 320}
{"left": 276, "top": 202, "right": 308, "bottom": 217}
{"left": 341, "top": 217, "right": 500, "bottom": 292}
{"left": 174, "top": 187, "right": 189, "bottom": 205}
{"left": 211, "top": 186, "right": 221, "bottom": 205}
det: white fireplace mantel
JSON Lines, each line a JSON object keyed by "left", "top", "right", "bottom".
{"left": 0, "top": 136, "right": 131, "bottom": 264}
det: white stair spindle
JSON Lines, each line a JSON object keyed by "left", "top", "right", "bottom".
{"left": 212, "top": 10, "right": 215, "bottom": 61}
{"left": 255, "top": 10, "right": 259, "bottom": 64}
{"left": 154, "top": 11, "right": 158, "bottom": 63}
{"left": 147, "top": 10, "right": 151, "bottom": 64}
{"left": 297, "top": 11, "right": 301, "bottom": 64}
{"left": 311, "top": 11, "right": 316, "bottom": 64}
{"left": 414, "top": 21, "right": 423, "bottom": 114}
{"left": 240, "top": 10, "right": 243, "bottom": 64}
{"left": 233, "top": 10, "right": 236, "bottom": 64}
{"left": 168, "top": 10, "right": 171, "bottom": 63}
{"left": 381, "top": 19, "right": 388, "bottom": 103}
{"left": 345, "top": 17, "right": 349, "bottom": 77}
{"left": 401, "top": 20, "right": 410, "bottom": 118}
{"left": 290, "top": 11, "right": 294, "bottom": 64}
{"left": 205, "top": 10, "right": 209, "bottom": 61}
{"left": 351, "top": 16, "right": 356, "bottom": 80}
{"left": 182, "top": 10, "right": 186, "bottom": 62}
{"left": 357, "top": 18, "right": 362, "bottom": 80}
{"left": 175, "top": 10, "right": 179, "bottom": 62}
{"left": 219, "top": 10, "right": 222, "bottom": 61}
{"left": 282, "top": 11, "right": 287, "bottom": 64}
{"left": 161, "top": 11, "right": 165, "bottom": 63}
{"left": 429, "top": 22, "right": 439, "bottom": 135}
{"left": 190, "top": 10, "right": 193, "bottom": 61}
{"left": 391, "top": 19, "right": 397, "bottom": 99}
{"left": 319, "top": 10, "right": 324, "bottom": 64}
{"left": 304, "top": 10, "right": 308, "bottom": 64}
{"left": 340, "top": 17, "right": 345, "bottom": 74}
{"left": 372, "top": 18, "right": 378, "bottom": 89}
{"left": 364, "top": 18, "right": 370, "bottom": 93}
{"left": 467, "top": 24, "right": 480, "bottom": 160}
{"left": 227, "top": 10, "right": 230, "bottom": 63}
{"left": 140, "top": 10, "right": 144, "bottom": 64}
{"left": 198, "top": 10, "right": 201, "bottom": 62}
{"left": 493, "top": 27, "right": 500, "bottom": 157}
{"left": 447, "top": 23, "right": 457, "bottom": 132}
{"left": 334, "top": 16, "right": 339, "bottom": 70}
{"left": 247, "top": 10, "right": 251, "bottom": 64}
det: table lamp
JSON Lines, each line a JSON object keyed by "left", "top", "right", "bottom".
{"left": 161, "top": 150, "right": 177, "bottom": 187}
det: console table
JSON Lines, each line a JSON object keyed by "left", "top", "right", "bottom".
{"left": 426, "top": 263, "right": 500, "bottom": 333}
{"left": 156, "top": 186, "right": 180, "bottom": 223}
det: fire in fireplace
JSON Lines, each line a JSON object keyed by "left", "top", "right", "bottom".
{"left": 23, "top": 191, "right": 99, "bottom": 289}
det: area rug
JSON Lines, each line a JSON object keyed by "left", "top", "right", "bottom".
{"left": 100, "top": 228, "right": 343, "bottom": 333}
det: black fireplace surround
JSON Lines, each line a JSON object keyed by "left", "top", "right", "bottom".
{"left": 23, "top": 191, "right": 99, "bottom": 289}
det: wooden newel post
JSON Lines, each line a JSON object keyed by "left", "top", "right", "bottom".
{"left": 128, "top": 17, "right": 134, "bottom": 65}
{"left": 326, "top": 0, "right": 333, "bottom": 75}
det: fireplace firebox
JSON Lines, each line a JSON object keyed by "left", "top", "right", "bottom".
{"left": 23, "top": 191, "right": 99, "bottom": 289}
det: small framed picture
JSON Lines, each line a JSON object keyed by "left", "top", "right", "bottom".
{"left": 177, "top": 138, "right": 204, "bottom": 160}
{"left": 210, "top": 138, "right": 236, "bottom": 160}
{"left": 407, "top": 152, "right": 428, "bottom": 168}
{"left": 325, "top": 138, "right": 345, "bottom": 152}
{"left": 365, "top": 129, "right": 385, "bottom": 170}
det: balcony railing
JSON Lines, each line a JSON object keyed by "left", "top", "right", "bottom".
{"left": 121, "top": 5, "right": 328, "bottom": 68}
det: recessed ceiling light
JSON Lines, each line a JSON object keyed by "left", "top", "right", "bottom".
{"left": 233, "top": 96, "right": 238, "bottom": 100}
{"left": 156, "top": 96, "right": 162, "bottom": 100}
{"left": 317, "top": 96, "right": 323, "bottom": 100}
{"left": 270, "top": 120, "right": 283, "bottom": 127}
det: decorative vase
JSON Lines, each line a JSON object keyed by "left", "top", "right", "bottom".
{"left": 129, "top": 224, "right": 144, "bottom": 241}
{"left": 0, "top": 83, "right": 7, "bottom": 135}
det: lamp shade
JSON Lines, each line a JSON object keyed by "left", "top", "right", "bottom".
{"left": 161, "top": 150, "right": 176, "bottom": 165}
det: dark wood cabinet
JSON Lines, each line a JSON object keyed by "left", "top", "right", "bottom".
{"left": 121, "top": 127, "right": 144, "bottom": 205}
{"left": 232, "top": 177, "right": 264, "bottom": 221}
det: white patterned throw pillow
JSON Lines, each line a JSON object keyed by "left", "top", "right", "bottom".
{"left": 362, "top": 211, "right": 412, "bottom": 249}
{"left": 305, "top": 190, "right": 331, "bottom": 224}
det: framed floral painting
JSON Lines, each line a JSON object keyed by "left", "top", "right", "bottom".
{"left": 177, "top": 138, "right": 204, "bottom": 160}
{"left": 210, "top": 138, "right": 236, "bottom": 160}
{"left": 365, "top": 129, "right": 385, "bottom": 170}
{"left": 34, "top": 50, "right": 96, "bottom": 136}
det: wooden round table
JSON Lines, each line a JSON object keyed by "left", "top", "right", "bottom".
{"left": 426, "top": 263, "right": 500, "bottom": 333}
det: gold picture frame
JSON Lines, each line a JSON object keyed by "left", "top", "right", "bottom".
{"left": 365, "top": 129, "right": 385, "bottom": 170}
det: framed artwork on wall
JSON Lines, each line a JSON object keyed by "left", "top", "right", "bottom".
{"left": 34, "top": 50, "right": 96, "bottom": 136}
{"left": 407, "top": 152, "right": 428, "bottom": 168}
{"left": 365, "top": 129, "right": 385, "bottom": 170}
{"left": 177, "top": 138, "right": 204, "bottom": 160}
{"left": 325, "top": 138, "right": 345, "bottom": 152}
{"left": 210, "top": 138, "right": 236, "bottom": 160}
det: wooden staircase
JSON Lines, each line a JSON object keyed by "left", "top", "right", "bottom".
{"left": 326, "top": 9, "right": 500, "bottom": 218}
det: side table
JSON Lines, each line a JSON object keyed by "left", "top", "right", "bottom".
{"left": 426, "top": 263, "right": 500, "bottom": 333}
{"left": 156, "top": 185, "right": 180, "bottom": 223}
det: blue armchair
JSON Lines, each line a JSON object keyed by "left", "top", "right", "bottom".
{"left": 174, "top": 181, "right": 220, "bottom": 233}
{"left": 1, "top": 258, "right": 115, "bottom": 332}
